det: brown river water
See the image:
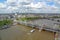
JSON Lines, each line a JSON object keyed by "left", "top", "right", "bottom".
{"left": 0, "top": 25, "right": 54, "bottom": 40}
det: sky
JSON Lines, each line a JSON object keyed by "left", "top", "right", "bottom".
{"left": 0, "top": 0, "right": 60, "bottom": 13}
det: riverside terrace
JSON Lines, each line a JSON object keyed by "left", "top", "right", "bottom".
{"left": 17, "top": 19, "right": 60, "bottom": 33}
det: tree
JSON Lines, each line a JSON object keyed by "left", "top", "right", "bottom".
{"left": 0, "top": 19, "right": 12, "bottom": 29}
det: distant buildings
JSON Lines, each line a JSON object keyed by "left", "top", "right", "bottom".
{"left": 0, "top": 13, "right": 60, "bottom": 33}
{"left": 0, "top": 15, "right": 9, "bottom": 20}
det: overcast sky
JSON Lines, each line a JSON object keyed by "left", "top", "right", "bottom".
{"left": 0, "top": 0, "right": 60, "bottom": 13}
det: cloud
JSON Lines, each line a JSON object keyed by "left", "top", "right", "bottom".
{"left": 0, "top": 0, "right": 60, "bottom": 13}
{"left": 0, "top": 3, "right": 7, "bottom": 9}
{"left": 25, "top": 2, "right": 43, "bottom": 8}
{"left": 6, "top": 0, "right": 17, "bottom": 3}
{"left": 7, "top": 6, "right": 18, "bottom": 10}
